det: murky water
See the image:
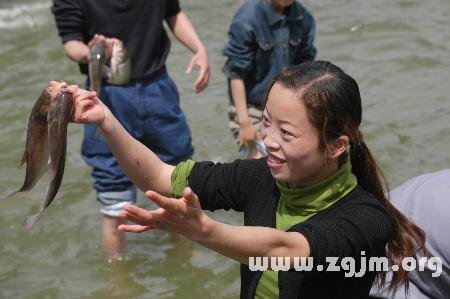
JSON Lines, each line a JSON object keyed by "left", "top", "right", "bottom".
{"left": 1, "top": 0, "right": 449, "bottom": 298}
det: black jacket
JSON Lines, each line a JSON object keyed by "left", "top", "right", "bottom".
{"left": 188, "top": 158, "right": 393, "bottom": 299}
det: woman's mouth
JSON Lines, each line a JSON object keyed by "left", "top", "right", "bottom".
{"left": 267, "top": 154, "right": 286, "bottom": 170}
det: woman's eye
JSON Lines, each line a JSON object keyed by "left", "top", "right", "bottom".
{"left": 281, "top": 129, "right": 291, "bottom": 136}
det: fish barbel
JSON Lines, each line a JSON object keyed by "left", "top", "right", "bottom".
{"left": 88, "top": 39, "right": 107, "bottom": 96}
{"left": 0, "top": 88, "right": 52, "bottom": 199}
{"left": 25, "top": 88, "right": 74, "bottom": 230}
{"left": 107, "top": 41, "right": 131, "bottom": 85}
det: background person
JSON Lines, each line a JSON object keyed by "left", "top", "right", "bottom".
{"left": 222, "top": 0, "right": 316, "bottom": 158}
{"left": 51, "top": 0, "right": 210, "bottom": 258}
{"left": 370, "top": 169, "right": 450, "bottom": 299}
{"left": 70, "top": 61, "right": 425, "bottom": 298}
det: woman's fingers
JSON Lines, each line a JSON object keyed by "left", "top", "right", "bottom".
{"left": 117, "top": 224, "right": 153, "bottom": 233}
{"left": 72, "top": 91, "right": 98, "bottom": 123}
{"left": 182, "top": 187, "right": 201, "bottom": 208}
{"left": 120, "top": 204, "right": 165, "bottom": 225}
{"left": 121, "top": 204, "right": 154, "bottom": 224}
{"left": 145, "top": 190, "right": 188, "bottom": 215}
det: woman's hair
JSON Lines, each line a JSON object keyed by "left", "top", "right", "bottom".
{"left": 267, "top": 61, "right": 426, "bottom": 294}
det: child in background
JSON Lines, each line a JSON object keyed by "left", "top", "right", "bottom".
{"left": 223, "top": 0, "right": 316, "bottom": 158}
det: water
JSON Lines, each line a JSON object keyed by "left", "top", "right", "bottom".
{"left": 0, "top": 0, "right": 449, "bottom": 298}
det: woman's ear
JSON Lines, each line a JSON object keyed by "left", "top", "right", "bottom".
{"left": 327, "top": 135, "right": 349, "bottom": 159}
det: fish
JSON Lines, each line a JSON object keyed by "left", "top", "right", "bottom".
{"left": 88, "top": 39, "right": 107, "bottom": 96}
{"left": 88, "top": 39, "right": 131, "bottom": 96}
{"left": 107, "top": 41, "right": 131, "bottom": 85}
{"left": 24, "top": 88, "right": 75, "bottom": 230}
{"left": 0, "top": 88, "right": 52, "bottom": 199}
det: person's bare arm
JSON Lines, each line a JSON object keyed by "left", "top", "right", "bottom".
{"left": 72, "top": 89, "right": 175, "bottom": 195}
{"left": 166, "top": 11, "right": 210, "bottom": 93}
{"left": 119, "top": 188, "right": 310, "bottom": 265}
{"left": 230, "top": 79, "right": 257, "bottom": 147}
{"left": 63, "top": 40, "right": 90, "bottom": 63}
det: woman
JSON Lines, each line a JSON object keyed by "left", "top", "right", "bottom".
{"left": 71, "top": 61, "right": 425, "bottom": 298}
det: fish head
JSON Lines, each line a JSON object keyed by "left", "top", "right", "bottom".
{"left": 47, "top": 87, "right": 75, "bottom": 124}
{"left": 32, "top": 88, "right": 52, "bottom": 123}
{"left": 48, "top": 81, "right": 68, "bottom": 98}
{"left": 111, "top": 42, "right": 129, "bottom": 64}
{"left": 108, "top": 42, "right": 131, "bottom": 85}
{"left": 89, "top": 40, "right": 107, "bottom": 63}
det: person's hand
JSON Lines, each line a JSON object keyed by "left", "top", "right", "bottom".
{"left": 71, "top": 88, "right": 106, "bottom": 125}
{"left": 118, "top": 187, "right": 210, "bottom": 241}
{"left": 88, "top": 34, "right": 120, "bottom": 60}
{"left": 88, "top": 34, "right": 106, "bottom": 49}
{"left": 105, "top": 37, "right": 122, "bottom": 59}
{"left": 238, "top": 122, "right": 257, "bottom": 147}
{"left": 186, "top": 48, "right": 210, "bottom": 93}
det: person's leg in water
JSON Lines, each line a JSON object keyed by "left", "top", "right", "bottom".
{"left": 81, "top": 82, "right": 140, "bottom": 258}
{"left": 102, "top": 216, "right": 126, "bottom": 255}
{"left": 96, "top": 187, "right": 137, "bottom": 257}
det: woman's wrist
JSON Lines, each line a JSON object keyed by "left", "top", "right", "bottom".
{"left": 192, "top": 213, "right": 217, "bottom": 244}
{"left": 97, "top": 107, "right": 113, "bottom": 133}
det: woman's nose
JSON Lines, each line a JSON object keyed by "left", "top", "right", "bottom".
{"left": 263, "top": 135, "right": 280, "bottom": 150}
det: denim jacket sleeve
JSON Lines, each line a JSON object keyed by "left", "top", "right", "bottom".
{"left": 222, "top": 20, "right": 256, "bottom": 80}
{"left": 294, "top": 8, "right": 317, "bottom": 64}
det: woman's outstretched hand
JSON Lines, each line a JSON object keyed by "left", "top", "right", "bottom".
{"left": 118, "top": 187, "right": 211, "bottom": 241}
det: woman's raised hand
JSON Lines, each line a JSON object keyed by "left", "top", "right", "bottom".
{"left": 71, "top": 88, "right": 107, "bottom": 125}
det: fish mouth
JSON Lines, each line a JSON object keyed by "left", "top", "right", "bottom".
{"left": 48, "top": 81, "right": 68, "bottom": 99}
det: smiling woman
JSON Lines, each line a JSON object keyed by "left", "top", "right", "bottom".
{"left": 261, "top": 83, "right": 342, "bottom": 187}
{"left": 66, "top": 60, "right": 427, "bottom": 298}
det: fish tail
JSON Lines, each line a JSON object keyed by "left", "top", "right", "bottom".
{"left": 0, "top": 189, "right": 20, "bottom": 199}
{"left": 24, "top": 209, "right": 44, "bottom": 230}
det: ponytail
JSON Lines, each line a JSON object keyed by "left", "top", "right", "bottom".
{"left": 350, "top": 131, "right": 427, "bottom": 294}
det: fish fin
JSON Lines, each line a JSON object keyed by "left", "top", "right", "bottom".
{"left": 24, "top": 209, "right": 44, "bottom": 231}
{"left": 19, "top": 152, "right": 27, "bottom": 169}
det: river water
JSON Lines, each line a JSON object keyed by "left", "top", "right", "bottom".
{"left": 0, "top": 0, "right": 449, "bottom": 298}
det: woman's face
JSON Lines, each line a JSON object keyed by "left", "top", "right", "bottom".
{"left": 261, "top": 83, "right": 338, "bottom": 187}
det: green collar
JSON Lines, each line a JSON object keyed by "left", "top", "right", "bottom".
{"left": 276, "top": 158, "right": 357, "bottom": 231}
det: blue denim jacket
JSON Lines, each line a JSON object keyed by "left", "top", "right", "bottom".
{"left": 223, "top": 0, "right": 316, "bottom": 107}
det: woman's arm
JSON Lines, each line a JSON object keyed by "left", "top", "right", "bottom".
{"left": 119, "top": 187, "right": 310, "bottom": 265}
{"left": 166, "top": 11, "right": 210, "bottom": 93}
{"left": 72, "top": 89, "right": 175, "bottom": 195}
